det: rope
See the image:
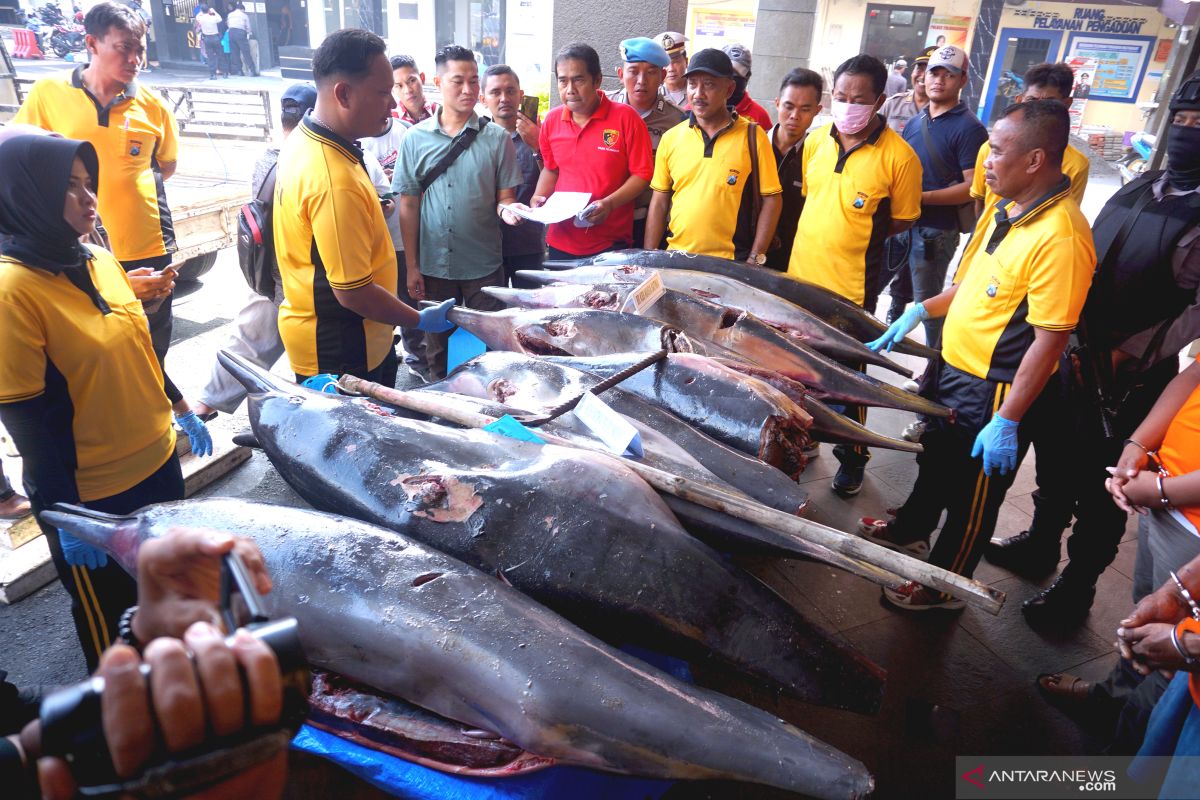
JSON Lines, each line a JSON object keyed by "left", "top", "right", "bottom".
{"left": 522, "top": 349, "right": 669, "bottom": 428}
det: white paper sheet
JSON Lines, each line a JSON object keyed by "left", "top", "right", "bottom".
{"left": 500, "top": 191, "right": 592, "bottom": 224}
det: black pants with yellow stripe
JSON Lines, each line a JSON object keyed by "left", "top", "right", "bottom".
{"left": 893, "top": 365, "right": 1050, "bottom": 584}
{"left": 32, "top": 454, "right": 184, "bottom": 671}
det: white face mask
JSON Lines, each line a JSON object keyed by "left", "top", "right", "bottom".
{"left": 831, "top": 100, "right": 877, "bottom": 135}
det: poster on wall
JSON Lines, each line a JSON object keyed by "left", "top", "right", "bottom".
{"left": 1065, "top": 56, "right": 1098, "bottom": 134}
{"left": 925, "top": 15, "right": 971, "bottom": 48}
{"left": 1065, "top": 34, "right": 1155, "bottom": 102}
{"left": 692, "top": 8, "right": 756, "bottom": 52}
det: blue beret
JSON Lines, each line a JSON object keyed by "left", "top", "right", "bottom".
{"left": 619, "top": 37, "right": 670, "bottom": 68}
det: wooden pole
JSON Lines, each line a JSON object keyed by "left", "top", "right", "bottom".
{"left": 339, "top": 376, "right": 1005, "bottom": 615}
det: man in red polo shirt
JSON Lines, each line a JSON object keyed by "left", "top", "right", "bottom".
{"left": 533, "top": 42, "right": 654, "bottom": 259}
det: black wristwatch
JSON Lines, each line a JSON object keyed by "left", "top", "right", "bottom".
{"left": 116, "top": 605, "right": 143, "bottom": 650}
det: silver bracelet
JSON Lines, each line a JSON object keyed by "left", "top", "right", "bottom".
{"left": 1172, "top": 623, "right": 1198, "bottom": 666}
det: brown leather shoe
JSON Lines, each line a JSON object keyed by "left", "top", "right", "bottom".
{"left": 0, "top": 492, "right": 31, "bottom": 520}
{"left": 1036, "top": 672, "right": 1092, "bottom": 706}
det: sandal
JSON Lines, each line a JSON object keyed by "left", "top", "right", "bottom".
{"left": 1035, "top": 672, "right": 1092, "bottom": 705}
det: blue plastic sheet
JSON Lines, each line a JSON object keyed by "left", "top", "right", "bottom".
{"left": 291, "top": 726, "right": 675, "bottom": 800}
{"left": 291, "top": 648, "right": 688, "bottom": 798}
{"left": 447, "top": 328, "right": 488, "bottom": 374}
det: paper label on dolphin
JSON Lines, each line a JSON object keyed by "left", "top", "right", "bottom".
{"left": 394, "top": 473, "right": 484, "bottom": 523}
{"left": 572, "top": 392, "right": 644, "bottom": 458}
{"left": 621, "top": 272, "right": 664, "bottom": 314}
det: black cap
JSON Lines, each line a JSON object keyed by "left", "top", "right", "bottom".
{"left": 1170, "top": 71, "right": 1200, "bottom": 114}
{"left": 684, "top": 48, "right": 736, "bottom": 80}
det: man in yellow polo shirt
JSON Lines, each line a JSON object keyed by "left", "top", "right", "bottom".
{"left": 861, "top": 100, "right": 1095, "bottom": 611}
{"left": 645, "top": 48, "right": 781, "bottom": 263}
{"left": 274, "top": 29, "right": 453, "bottom": 384}
{"left": 970, "top": 62, "right": 1089, "bottom": 218}
{"left": 15, "top": 1, "right": 186, "bottom": 400}
{"left": 787, "top": 53, "right": 923, "bottom": 496}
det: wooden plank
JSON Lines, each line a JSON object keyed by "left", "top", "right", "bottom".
{"left": 182, "top": 439, "right": 251, "bottom": 498}
{"left": 0, "top": 535, "right": 55, "bottom": 604}
{"left": 0, "top": 515, "right": 40, "bottom": 551}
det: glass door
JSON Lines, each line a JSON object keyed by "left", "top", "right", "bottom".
{"left": 979, "top": 28, "right": 1063, "bottom": 125}
{"left": 861, "top": 4, "right": 933, "bottom": 67}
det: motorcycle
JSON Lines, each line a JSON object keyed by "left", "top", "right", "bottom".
{"left": 49, "top": 22, "right": 87, "bottom": 58}
{"left": 1118, "top": 131, "right": 1155, "bottom": 185}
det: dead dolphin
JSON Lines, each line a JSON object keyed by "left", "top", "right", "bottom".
{"left": 43, "top": 499, "right": 873, "bottom": 798}
{"left": 216, "top": 351, "right": 884, "bottom": 714}
{"left": 541, "top": 248, "right": 939, "bottom": 360}
{"left": 547, "top": 352, "right": 922, "bottom": 455}
{"left": 503, "top": 269, "right": 912, "bottom": 377}
{"left": 424, "top": 351, "right": 809, "bottom": 514}
{"left": 445, "top": 308, "right": 814, "bottom": 477}
{"left": 480, "top": 285, "right": 950, "bottom": 420}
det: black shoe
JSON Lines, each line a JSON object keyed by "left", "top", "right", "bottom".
{"left": 885, "top": 303, "right": 905, "bottom": 326}
{"left": 1021, "top": 576, "right": 1096, "bottom": 629}
{"left": 984, "top": 529, "right": 1061, "bottom": 577}
{"left": 832, "top": 465, "right": 865, "bottom": 497}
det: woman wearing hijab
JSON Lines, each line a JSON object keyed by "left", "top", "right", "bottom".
{"left": 0, "top": 135, "right": 191, "bottom": 669}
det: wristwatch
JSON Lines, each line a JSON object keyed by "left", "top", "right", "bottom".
{"left": 748, "top": 252, "right": 767, "bottom": 266}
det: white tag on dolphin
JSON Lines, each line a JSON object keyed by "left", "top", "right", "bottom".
{"left": 572, "top": 392, "right": 644, "bottom": 458}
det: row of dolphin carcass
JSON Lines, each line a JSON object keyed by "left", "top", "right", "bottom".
{"left": 51, "top": 249, "right": 955, "bottom": 799}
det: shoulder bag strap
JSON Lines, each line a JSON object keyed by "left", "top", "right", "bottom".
{"left": 918, "top": 112, "right": 957, "bottom": 185}
{"left": 418, "top": 118, "right": 488, "bottom": 193}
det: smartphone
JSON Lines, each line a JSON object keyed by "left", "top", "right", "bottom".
{"left": 155, "top": 265, "right": 178, "bottom": 279}
{"left": 520, "top": 95, "right": 539, "bottom": 123}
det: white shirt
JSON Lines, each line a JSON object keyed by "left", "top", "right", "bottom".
{"left": 197, "top": 11, "right": 221, "bottom": 36}
{"left": 361, "top": 120, "right": 409, "bottom": 250}
{"left": 227, "top": 8, "right": 251, "bottom": 32}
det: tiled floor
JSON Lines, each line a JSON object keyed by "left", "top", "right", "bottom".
{"left": 679, "top": 345, "right": 1144, "bottom": 799}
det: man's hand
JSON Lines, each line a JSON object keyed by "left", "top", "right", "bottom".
{"left": 499, "top": 204, "right": 524, "bottom": 226}
{"left": 1107, "top": 468, "right": 1158, "bottom": 515}
{"left": 971, "top": 414, "right": 1019, "bottom": 476}
{"left": 127, "top": 267, "right": 174, "bottom": 301}
{"left": 581, "top": 198, "right": 612, "bottom": 225}
{"left": 35, "top": 630, "right": 286, "bottom": 800}
{"left": 515, "top": 111, "right": 540, "bottom": 153}
{"left": 1122, "top": 584, "right": 1189, "bottom": 633}
{"left": 407, "top": 267, "right": 426, "bottom": 302}
{"left": 1117, "top": 621, "right": 1185, "bottom": 676}
{"left": 867, "top": 303, "right": 928, "bottom": 353}
{"left": 132, "top": 528, "right": 271, "bottom": 644}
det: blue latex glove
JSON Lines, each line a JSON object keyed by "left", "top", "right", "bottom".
{"left": 416, "top": 298, "right": 456, "bottom": 333}
{"left": 176, "top": 410, "right": 213, "bottom": 457}
{"left": 58, "top": 528, "right": 107, "bottom": 569}
{"left": 971, "top": 413, "right": 1019, "bottom": 476}
{"left": 302, "top": 374, "right": 340, "bottom": 393}
{"left": 867, "top": 302, "right": 928, "bottom": 353}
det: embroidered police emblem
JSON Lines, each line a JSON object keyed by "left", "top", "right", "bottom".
{"left": 602, "top": 129, "right": 619, "bottom": 147}
{"left": 129, "top": 139, "right": 143, "bottom": 156}
{"left": 662, "top": 34, "right": 676, "bottom": 49}
{"left": 727, "top": 169, "right": 740, "bottom": 186}
{"left": 986, "top": 281, "right": 999, "bottom": 297}
{"left": 853, "top": 192, "right": 867, "bottom": 209}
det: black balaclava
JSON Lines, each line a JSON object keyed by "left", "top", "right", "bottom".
{"left": 1167, "top": 71, "right": 1200, "bottom": 191}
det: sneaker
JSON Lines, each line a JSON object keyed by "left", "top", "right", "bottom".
{"left": 883, "top": 581, "right": 966, "bottom": 612}
{"left": 902, "top": 378, "right": 920, "bottom": 393}
{"left": 983, "top": 530, "right": 1061, "bottom": 577}
{"left": 901, "top": 420, "right": 928, "bottom": 442}
{"left": 857, "top": 517, "right": 930, "bottom": 559}
{"left": 832, "top": 465, "right": 865, "bottom": 496}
